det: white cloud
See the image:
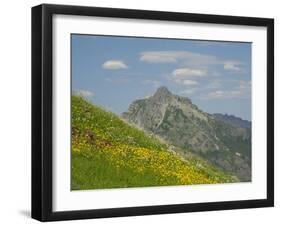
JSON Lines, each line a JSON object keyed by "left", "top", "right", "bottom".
{"left": 182, "top": 80, "right": 198, "bottom": 86}
{"left": 75, "top": 89, "right": 95, "bottom": 98}
{"left": 170, "top": 68, "right": 205, "bottom": 86}
{"left": 207, "top": 90, "right": 244, "bottom": 99}
{"left": 140, "top": 52, "right": 177, "bottom": 63}
{"left": 102, "top": 60, "right": 128, "bottom": 70}
{"left": 223, "top": 61, "right": 242, "bottom": 71}
{"left": 202, "top": 80, "right": 251, "bottom": 99}
{"left": 172, "top": 68, "right": 207, "bottom": 79}
{"left": 140, "top": 50, "right": 245, "bottom": 73}
{"left": 139, "top": 51, "right": 219, "bottom": 66}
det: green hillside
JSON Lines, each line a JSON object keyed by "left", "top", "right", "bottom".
{"left": 71, "top": 96, "right": 237, "bottom": 190}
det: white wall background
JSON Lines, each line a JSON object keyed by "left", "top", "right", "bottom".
{"left": 0, "top": 0, "right": 279, "bottom": 225}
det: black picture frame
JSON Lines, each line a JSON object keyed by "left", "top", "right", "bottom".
{"left": 32, "top": 3, "right": 274, "bottom": 222}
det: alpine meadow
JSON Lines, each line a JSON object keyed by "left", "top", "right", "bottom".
{"left": 71, "top": 34, "right": 252, "bottom": 190}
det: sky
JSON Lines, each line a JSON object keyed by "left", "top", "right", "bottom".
{"left": 72, "top": 34, "right": 252, "bottom": 121}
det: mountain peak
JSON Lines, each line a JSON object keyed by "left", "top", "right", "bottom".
{"left": 152, "top": 86, "right": 174, "bottom": 103}
{"left": 154, "top": 86, "right": 171, "bottom": 96}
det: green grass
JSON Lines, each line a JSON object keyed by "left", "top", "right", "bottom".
{"left": 71, "top": 96, "right": 237, "bottom": 190}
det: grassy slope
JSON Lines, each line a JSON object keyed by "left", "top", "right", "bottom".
{"left": 71, "top": 96, "right": 237, "bottom": 190}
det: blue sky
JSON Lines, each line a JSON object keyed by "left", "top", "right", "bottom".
{"left": 72, "top": 34, "right": 251, "bottom": 120}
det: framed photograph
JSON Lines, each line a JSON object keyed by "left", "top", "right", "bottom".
{"left": 32, "top": 4, "right": 274, "bottom": 221}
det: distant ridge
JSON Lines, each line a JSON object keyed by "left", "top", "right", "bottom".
{"left": 212, "top": 113, "right": 251, "bottom": 129}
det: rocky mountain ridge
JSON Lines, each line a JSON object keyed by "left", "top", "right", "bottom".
{"left": 122, "top": 86, "right": 251, "bottom": 181}
{"left": 212, "top": 113, "right": 251, "bottom": 129}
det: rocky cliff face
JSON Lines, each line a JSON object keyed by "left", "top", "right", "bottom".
{"left": 122, "top": 86, "right": 251, "bottom": 181}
